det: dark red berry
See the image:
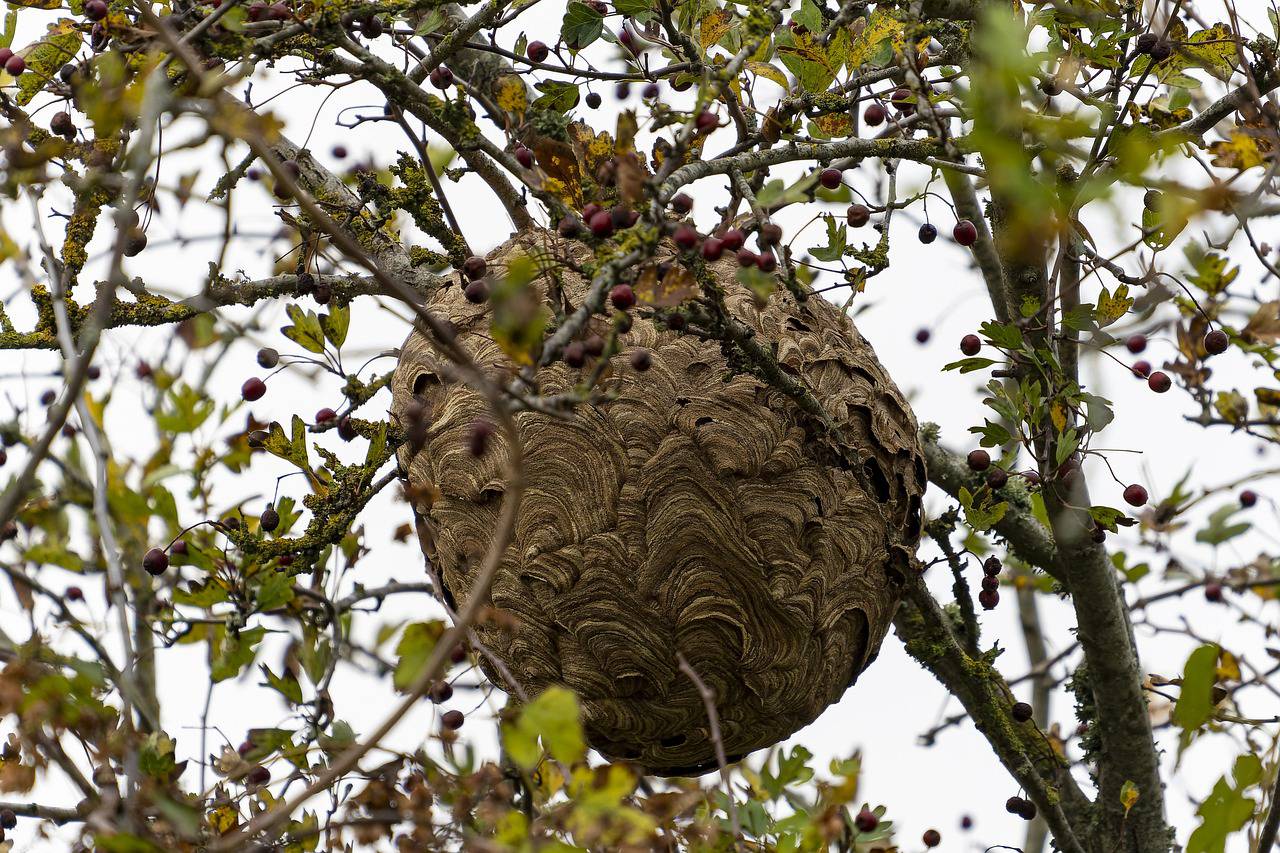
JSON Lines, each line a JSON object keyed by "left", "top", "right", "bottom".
{"left": 918, "top": 223, "right": 937, "bottom": 243}
{"left": 953, "top": 219, "right": 977, "bottom": 246}
{"left": 923, "top": 830, "right": 941, "bottom": 848}
{"left": 701, "top": 237, "right": 724, "bottom": 261}
{"left": 526, "top": 40, "right": 549, "bottom": 63}
{"left": 260, "top": 506, "right": 280, "bottom": 533}
{"left": 758, "top": 223, "right": 783, "bottom": 246}
{"left": 854, "top": 808, "right": 878, "bottom": 832}
{"left": 331, "top": 144, "right": 347, "bottom": 159}
{"left": 846, "top": 204, "right": 870, "bottom": 227}
{"left": 1204, "top": 329, "right": 1228, "bottom": 355}
{"left": 514, "top": 146, "right": 534, "bottom": 169}
{"left": 1135, "top": 32, "right": 1158, "bottom": 54}
{"left": 315, "top": 407, "right": 337, "bottom": 423}
{"left": 983, "top": 556, "right": 1001, "bottom": 576}
{"left": 1240, "top": 489, "right": 1258, "bottom": 508}
{"left": 721, "top": 229, "right": 745, "bottom": 251}
{"left": 337, "top": 416, "right": 357, "bottom": 441}
{"left": 642, "top": 82, "right": 660, "bottom": 100}
{"left": 467, "top": 421, "right": 494, "bottom": 457}
{"left": 961, "top": 815, "right": 973, "bottom": 830}
{"left": 66, "top": 586, "right": 84, "bottom": 602}
{"left": 960, "top": 334, "right": 981, "bottom": 356}
{"left": 564, "top": 342, "right": 586, "bottom": 368}
{"left": 429, "top": 680, "right": 454, "bottom": 703}
{"left": 673, "top": 225, "right": 699, "bottom": 250}
{"left": 980, "top": 575, "right": 999, "bottom": 591}
{"left": 171, "top": 540, "right": 188, "bottom": 556}
{"left": 1006, "top": 796, "right": 1024, "bottom": 815}
{"left": 1011, "top": 702, "right": 1033, "bottom": 723}
{"left": 462, "top": 256, "right": 487, "bottom": 281}
{"left": 819, "top": 168, "right": 842, "bottom": 189}
{"left": 1148, "top": 371, "right": 1171, "bottom": 393}
{"left": 756, "top": 251, "right": 777, "bottom": 273}
{"left": 246, "top": 765, "right": 270, "bottom": 785}
{"left": 1017, "top": 799, "right": 1038, "bottom": 820}
{"left": 978, "top": 588, "right": 999, "bottom": 610}
{"left": 1204, "top": 582, "right": 1224, "bottom": 603}
{"left": 241, "top": 377, "right": 267, "bottom": 401}
{"left": 1132, "top": 360, "right": 1152, "bottom": 378}
{"left": 615, "top": 81, "right": 631, "bottom": 99}
{"left": 584, "top": 335, "right": 605, "bottom": 357}
{"left": 143, "top": 548, "right": 169, "bottom": 576}
{"left": 1125, "top": 334, "right": 1147, "bottom": 353}
{"left": 1151, "top": 39, "right": 1172, "bottom": 62}
{"left": 967, "top": 449, "right": 990, "bottom": 471}
{"left": 0, "top": 449, "right": 6, "bottom": 467}
{"left": 558, "top": 215, "right": 582, "bottom": 238}
{"left": 51, "top": 111, "right": 75, "bottom": 137}
{"left": 736, "top": 249, "right": 757, "bottom": 268}
{"left": 629, "top": 349, "right": 652, "bottom": 372}
{"left": 986, "top": 468, "right": 1008, "bottom": 490}
{"left": 671, "top": 193, "right": 693, "bottom": 215}
{"left": 585, "top": 92, "right": 602, "bottom": 108}
{"left": 460, "top": 280, "right": 488, "bottom": 306}
{"left": 86, "top": 365, "right": 101, "bottom": 380}
{"left": 610, "top": 284, "right": 636, "bottom": 310}
{"left": 441, "top": 709, "right": 465, "bottom": 730}
{"left": 449, "top": 644, "right": 468, "bottom": 664}
{"left": 589, "top": 210, "right": 614, "bottom": 238}
{"left": 915, "top": 328, "right": 930, "bottom": 344}
{"left": 863, "top": 103, "right": 886, "bottom": 126}
{"left": 1123, "top": 484, "right": 1148, "bottom": 507}
{"left": 40, "top": 389, "right": 56, "bottom": 407}
{"left": 85, "top": 0, "right": 108, "bottom": 19}
{"left": 695, "top": 111, "right": 718, "bottom": 132}
{"left": 429, "top": 66, "right": 453, "bottom": 89}
{"left": 257, "top": 347, "right": 279, "bottom": 369}
{"left": 890, "top": 87, "right": 913, "bottom": 112}
{"left": 5, "top": 55, "right": 24, "bottom": 75}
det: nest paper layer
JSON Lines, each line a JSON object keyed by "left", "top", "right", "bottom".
{"left": 391, "top": 229, "right": 924, "bottom": 775}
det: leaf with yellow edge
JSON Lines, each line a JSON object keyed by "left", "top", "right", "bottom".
{"left": 1209, "top": 131, "right": 1267, "bottom": 171}
{"left": 493, "top": 74, "right": 528, "bottom": 115}
{"left": 1213, "top": 391, "right": 1247, "bottom": 425}
{"left": 12, "top": 19, "right": 82, "bottom": 106}
{"left": 745, "top": 61, "right": 789, "bottom": 89}
{"left": 634, "top": 264, "right": 696, "bottom": 307}
{"left": 1050, "top": 401, "right": 1068, "bottom": 434}
{"left": 699, "top": 8, "right": 733, "bottom": 52}
{"left": 615, "top": 110, "right": 638, "bottom": 154}
{"left": 1216, "top": 649, "right": 1241, "bottom": 681}
{"left": 1120, "top": 780, "right": 1140, "bottom": 815}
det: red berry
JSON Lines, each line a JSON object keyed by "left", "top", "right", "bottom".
{"left": 980, "top": 575, "right": 999, "bottom": 591}
{"left": 736, "top": 248, "right": 757, "bottom": 267}
{"left": 863, "top": 103, "right": 886, "bottom": 126}
{"left": 1126, "top": 334, "right": 1147, "bottom": 354}
{"left": 0, "top": 49, "right": 10, "bottom": 65}
{"left": 66, "top": 586, "right": 84, "bottom": 602}
{"left": 671, "top": 193, "right": 693, "bottom": 214}
{"left": 429, "top": 680, "right": 454, "bottom": 703}
{"left": 1147, "top": 371, "right": 1171, "bottom": 393}
{"left": 953, "top": 219, "right": 977, "bottom": 246}
{"left": 467, "top": 421, "right": 494, "bottom": 457}
{"left": 585, "top": 92, "right": 602, "bottom": 109}
{"left": 1204, "top": 329, "right": 1228, "bottom": 355}
{"left": 441, "top": 709, "right": 465, "bottom": 730}
{"left": 918, "top": 223, "right": 937, "bottom": 243}
{"left": 629, "top": 349, "right": 652, "bottom": 372}
{"left": 514, "top": 146, "right": 534, "bottom": 169}
{"left": 1240, "top": 489, "right": 1258, "bottom": 508}
{"left": 246, "top": 765, "right": 270, "bottom": 785}
{"left": 0, "top": 449, "right": 6, "bottom": 467}
{"left": 563, "top": 341, "right": 586, "bottom": 368}
{"left": 241, "top": 377, "right": 267, "bottom": 401}
{"left": 978, "top": 588, "right": 999, "bottom": 610}
{"left": 557, "top": 215, "right": 581, "bottom": 238}
{"left": 609, "top": 284, "right": 635, "bottom": 310}
{"left": 582, "top": 203, "right": 602, "bottom": 221}
{"left": 701, "top": 237, "right": 724, "bottom": 261}
{"left": 756, "top": 251, "right": 777, "bottom": 273}
{"left": 1011, "top": 701, "right": 1033, "bottom": 722}
{"left": 890, "top": 87, "right": 913, "bottom": 112}
{"left": 429, "top": 66, "right": 453, "bottom": 88}
{"left": 819, "top": 168, "right": 842, "bottom": 189}
{"left": 1204, "top": 582, "right": 1224, "bottom": 603}
{"left": 171, "top": 540, "right": 188, "bottom": 556}
{"left": 758, "top": 223, "right": 783, "bottom": 246}
{"left": 854, "top": 808, "right": 878, "bottom": 832}
{"left": 695, "top": 110, "right": 718, "bottom": 132}
{"left": 923, "top": 830, "right": 941, "bottom": 848}
{"left": 85, "top": 0, "right": 108, "bottom": 18}
{"left": 721, "top": 228, "right": 745, "bottom": 251}
{"left": 967, "top": 449, "right": 991, "bottom": 471}
{"left": 589, "top": 210, "right": 614, "bottom": 238}
{"left": 915, "top": 328, "right": 930, "bottom": 344}
{"left": 1132, "top": 360, "right": 1151, "bottom": 378}
{"left": 5, "top": 55, "right": 25, "bottom": 76}
{"left": 846, "top": 204, "right": 870, "bottom": 227}
{"left": 1123, "top": 483, "right": 1148, "bottom": 507}
{"left": 257, "top": 347, "right": 279, "bottom": 368}
{"left": 986, "top": 468, "right": 1008, "bottom": 490}
{"left": 526, "top": 40, "right": 549, "bottom": 62}
{"left": 464, "top": 279, "right": 490, "bottom": 304}
{"left": 960, "top": 334, "right": 981, "bottom": 356}
{"left": 315, "top": 407, "right": 337, "bottom": 423}
{"left": 673, "top": 225, "right": 699, "bottom": 250}
{"left": 143, "top": 548, "right": 169, "bottom": 576}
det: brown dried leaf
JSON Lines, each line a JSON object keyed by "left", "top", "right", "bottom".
{"left": 529, "top": 136, "right": 582, "bottom": 208}
{"left": 614, "top": 152, "right": 646, "bottom": 204}
{"left": 1242, "top": 300, "right": 1280, "bottom": 344}
{"left": 634, "top": 264, "right": 696, "bottom": 308}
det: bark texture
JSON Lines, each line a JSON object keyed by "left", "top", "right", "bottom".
{"left": 392, "top": 228, "right": 925, "bottom": 774}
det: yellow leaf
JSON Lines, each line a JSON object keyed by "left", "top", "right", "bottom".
{"left": 1213, "top": 390, "right": 1247, "bottom": 425}
{"left": 1095, "top": 283, "right": 1133, "bottom": 327}
{"left": 699, "top": 8, "right": 734, "bottom": 52}
{"left": 1120, "top": 780, "right": 1140, "bottom": 815}
{"left": 1209, "top": 131, "right": 1267, "bottom": 170}
{"left": 745, "top": 61, "right": 789, "bottom": 89}
{"left": 493, "top": 74, "right": 527, "bottom": 115}
{"left": 1050, "top": 402, "right": 1067, "bottom": 434}
{"left": 1216, "top": 649, "right": 1241, "bottom": 681}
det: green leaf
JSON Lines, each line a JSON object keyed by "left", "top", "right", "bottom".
{"left": 501, "top": 686, "right": 586, "bottom": 769}
{"left": 263, "top": 416, "right": 311, "bottom": 472}
{"left": 943, "top": 357, "right": 998, "bottom": 374}
{"left": 1079, "top": 392, "right": 1114, "bottom": 433}
{"left": 561, "top": 1, "right": 603, "bottom": 51}
{"left": 810, "top": 214, "right": 847, "bottom": 262}
{"left": 393, "top": 621, "right": 445, "bottom": 691}
{"left": 1173, "top": 644, "right": 1219, "bottom": 752}
{"left": 281, "top": 304, "right": 326, "bottom": 354}
{"left": 254, "top": 571, "right": 295, "bottom": 611}
{"left": 260, "top": 664, "right": 304, "bottom": 705}
{"left": 155, "top": 384, "right": 215, "bottom": 434}
{"left": 1196, "top": 504, "right": 1250, "bottom": 546}
{"left": 319, "top": 304, "right": 349, "bottom": 348}
{"left": 958, "top": 486, "right": 1008, "bottom": 532}
{"left": 211, "top": 626, "right": 266, "bottom": 683}
{"left": 979, "top": 320, "right": 1023, "bottom": 350}
{"left": 532, "top": 80, "right": 580, "bottom": 113}
{"left": 15, "top": 21, "right": 81, "bottom": 106}
{"left": 1186, "top": 753, "right": 1261, "bottom": 853}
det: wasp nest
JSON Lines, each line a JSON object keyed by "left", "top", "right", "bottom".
{"left": 392, "top": 228, "right": 924, "bottom": 775}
